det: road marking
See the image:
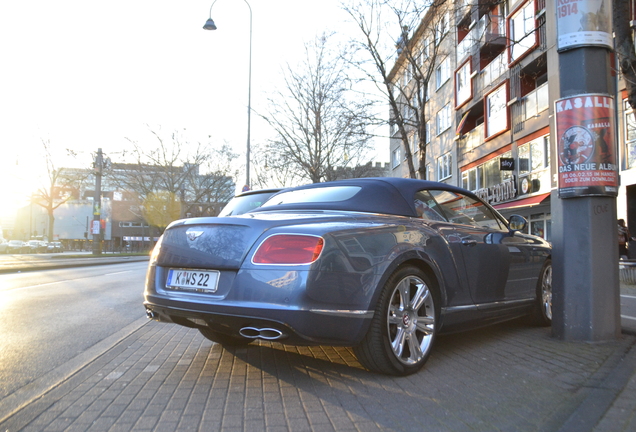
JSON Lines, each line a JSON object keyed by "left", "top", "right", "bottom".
{"left": 621, "top": 294, "right": 636, "bottom": 299}
{"left": 621, "top": 315, "right": 636, "bottom": 321}
{"left": 5, "top": 281, "right": 64, "bottom": 292}
{"left": 2, "top": 269, "right": 138, "bottom": 292}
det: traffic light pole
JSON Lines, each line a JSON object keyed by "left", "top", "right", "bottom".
{"left": 92, "top": 148, "right": 103, "bottom": 256}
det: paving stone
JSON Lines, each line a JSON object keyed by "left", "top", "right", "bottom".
{"left": 3, "top": 320, "right": 636, "bottom": 432}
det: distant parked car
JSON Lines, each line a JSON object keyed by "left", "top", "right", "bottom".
{"left": 218, "top": 188, "right": 284, "bottom": 217}
{"left": 47, "top": 241, "right": 63, "bottom": 253}
{"left": 0, "top": 240, "right": 8, "bottom": 254}
{"left": 7, "top": 240, "right": 27, "bottom": 254}
{"left": 27, "top": 240, "right": 46, "bottom": 253}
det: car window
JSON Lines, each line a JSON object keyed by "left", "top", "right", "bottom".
{"left": 219, "top": 191, "right": 278, "bottom": 216}
{"left": 429, "top": 190, "right": 504, "bottom": 230}
{"left": 413, "top": 191, "right": 447, "bottom": 222}
{"left": 261, "top": 186, "right": 361, "bottom": 207}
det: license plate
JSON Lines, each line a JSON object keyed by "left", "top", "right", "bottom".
{"left": 166, "top": 269, "right": 219, "bottom": 293}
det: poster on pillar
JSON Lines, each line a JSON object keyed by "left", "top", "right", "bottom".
{"left": 556, "top": 0, "right": 612, "bottom": 51}
{"left": 556, "top": 93, "right": 618, "bottom": 198}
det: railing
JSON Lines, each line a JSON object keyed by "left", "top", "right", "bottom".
{"left": 478, "top": 13, "right": 506, "bottom": 45}
{"left": 457, "top": 26, "right": 477, "bottom": 62}
{"left": 620, "top": 261, "right": 636, "bottom": 284}
{"left": 523, "top": 83, "right": 549, "bottom": 120}
{"left": 482, "top": 52, "right": 507, "bottom": 88}
{"left": 459, "top": 123, "right": 484, "bottom": 158}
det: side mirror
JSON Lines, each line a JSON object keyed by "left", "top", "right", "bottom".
{"left": 508, "top": 214, "right": 527, "bottom": 232}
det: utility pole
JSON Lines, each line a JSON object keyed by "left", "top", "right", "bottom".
{"left": 92, "top": 148, "right": 103, "bottom": 255}
{"left": 551, "top": 0, "right": 621, "bottom": 340}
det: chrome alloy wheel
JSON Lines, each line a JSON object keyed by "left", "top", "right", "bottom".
{"left": 541, "top": 264, "right": 553, "bottom": 321}
{"left": 386, "top": 275, "right": 435, "bottom": 365}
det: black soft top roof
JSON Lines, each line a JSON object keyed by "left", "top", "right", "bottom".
{"left": 249, "top": 177, "right": 479, "bottom": 217}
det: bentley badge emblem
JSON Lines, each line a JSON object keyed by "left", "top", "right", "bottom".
{"left": 186, "top": 229, "right": 204, "bottom": 241}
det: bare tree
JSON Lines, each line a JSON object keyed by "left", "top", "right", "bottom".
{"left": 32, "top": 139, "right": 89, "bottom": 241}
{"left": 249, "top": 142, "right": 304, "bottom": 189}
{"left": 108, "top": 129, "right": 238, "bottom": 231}
{"left": 344, "top": 0, "right": 452, "bottom": 180}
{"left": 260, "top": 33, "right": 376, "bottom": 184}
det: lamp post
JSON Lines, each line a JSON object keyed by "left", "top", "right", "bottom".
{"left": 203, "top": 0, "right": 252, "bottom": 190}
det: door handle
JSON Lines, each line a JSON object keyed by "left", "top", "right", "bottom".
{"left": 461, "top": 239, "right": 477, "bottom": 246}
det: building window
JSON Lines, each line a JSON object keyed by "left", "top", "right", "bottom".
{"left": 410, "top": 131, "right": 419, "bottom": 154}
{"left": 461, "top": 151, "right": 513, "bottom": 191}
{"left": 392, "top": 147, "right": 402, "bottom": 169}
{"left": 624, "top": 100, "right": 636, "bottom": 169}
{"left": 437, "top": 104, "right": 452, "bottom": 135}
{"left": 403, "top": 65, "right": 412, "bottom": 86}
{"left": 390, "top": 120, "right": 398, "bottom": 137}
{"left": 435, "top": 12, "right": 449, "bottom": 45}
{"left": 436, "top": 57, "right": 451, "bottom": 90}
{"left": 455, "top": 59, "right": 472, "bottom": 108}
{"left": 528, "top": 212, "right": 551, "bottom": 241}
{"left": 518, "top": 135, "right": 549, "bottom": 176}
{"left": 425, "top": 121, "right": 432, "bottom": 144}
{"left": 437, "top": 152, "right": 452, "bottom": 180}
{"left": 485, "top": 83, "right": 508, "bottom": 138}
{"left": 509, "top": 0, "right": 536, "bottom": 64}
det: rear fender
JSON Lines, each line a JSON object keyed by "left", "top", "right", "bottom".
{"left": 369, "top": 250, "right": 448, "bottom": 311}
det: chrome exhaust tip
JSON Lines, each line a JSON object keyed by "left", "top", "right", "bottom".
{"left": 239, "top": 327, "right": 285, "bottom": 340}
{"left": 145, "top": 308, "right": 156, "bottom": 319}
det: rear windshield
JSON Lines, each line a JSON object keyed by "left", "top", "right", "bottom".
{"left": 219, "top": 191, "right": 278, "bottom": 216}
{"left": 261, "top": 186, "right": 361, "bottom": 207}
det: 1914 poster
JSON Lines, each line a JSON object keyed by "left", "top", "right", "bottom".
{"left": 556, "top": 0, "right": 612, "bottom": 51}
{"left": 556, "top": 94, "right": 618, "bottom": 198}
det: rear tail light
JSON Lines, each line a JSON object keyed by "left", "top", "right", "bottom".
{"left": 253, "top": 234, "right": 324, "bottom": 264}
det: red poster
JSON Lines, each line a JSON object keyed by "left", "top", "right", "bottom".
{"left": 555, "top": 94, "right": 618, "bottom": 198}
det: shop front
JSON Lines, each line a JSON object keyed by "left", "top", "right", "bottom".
{"left": 461, "top": 130, "right": 552, "bottom": 242}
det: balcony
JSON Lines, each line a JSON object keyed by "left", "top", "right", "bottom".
{"left": 459, "top": 123, "right": 484, "bottom": 159}
{"left": 522, "top": 83, "right": 549, "bottom": 120}
{"left": 477, "top": 13, "right": 506, "bottom": 57}
{"left": 471, "top": 53, "right": 507, "bottom": 103}
{"left": 457, "top": 26, "right": 477, "bottom": 63}
{"left": 482, "top": 52, "right": 507, "bottom": 88}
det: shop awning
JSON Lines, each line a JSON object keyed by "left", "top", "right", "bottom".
{"left": 492, "top": 193, "right": 550, "bottom": 211}
{"left": 455, "top": 111, "right": 470, "bottom": 136}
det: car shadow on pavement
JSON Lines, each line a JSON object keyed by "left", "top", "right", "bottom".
{"left": 219, "top": 320, "right": 595, "bottom": 431}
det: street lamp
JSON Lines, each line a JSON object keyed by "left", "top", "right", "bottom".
{"left": 203, "top": 0, "right": 252, "bottom": 190}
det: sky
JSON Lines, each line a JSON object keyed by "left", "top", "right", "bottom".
{"left": 0, "top": 0, "right": 388, "bottom": 223}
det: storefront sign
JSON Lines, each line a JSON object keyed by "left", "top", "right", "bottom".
{"left": 555, "top": 94, "right": 618, "bottom": 198}
{"left": 500, "top": 158, "right": 515, "bottom": 170}
{"left": 475, "top": 176, "right": 518, "bottom": 204}
{"left": 556, "top": 0, "right": 613, "bottom": 51}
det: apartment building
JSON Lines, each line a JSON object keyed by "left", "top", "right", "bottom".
{"left": 390, "top": 0, "right": 554, "bottom": 242}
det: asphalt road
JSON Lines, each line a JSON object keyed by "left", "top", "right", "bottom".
{"left": 0, "top": 261, "right": 148, "bottom": 400}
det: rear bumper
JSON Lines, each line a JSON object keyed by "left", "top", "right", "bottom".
{"left": 144, "top": 263, "right": 378, "bottom": 345}
{"left": 143, "top": 297, "right": 373, "bottom": 346}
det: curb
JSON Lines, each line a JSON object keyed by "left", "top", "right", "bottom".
{"left": 0, "top": 256, "right": 150, "bottom": 274}
{"left": 0, "top": 317, "right": 150, "bottom": 424}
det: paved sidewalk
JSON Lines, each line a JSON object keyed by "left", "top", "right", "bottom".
{"left": 1, "top": 318, "right": 635, "bottom": 432}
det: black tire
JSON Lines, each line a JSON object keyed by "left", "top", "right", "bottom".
{"left": 354, "top": 265, "right": 437, "bottom": 376}
{"left": 532, "top": 259, "right": 552, "bottom": 326}
{"left": 199, "top": 327, "right": 252, "bottom": 346}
